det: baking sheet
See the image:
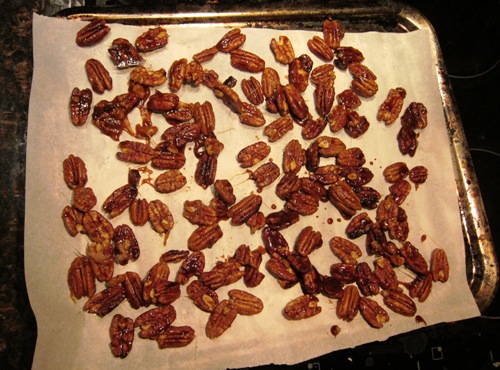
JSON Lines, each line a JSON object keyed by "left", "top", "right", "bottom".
{"left": 25, "top": 13, "right": 480, "bottom": 370}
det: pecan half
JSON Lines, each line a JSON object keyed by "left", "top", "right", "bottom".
{"left": 82, "top": 210, "right": 114, "bottom": 242}
{"left": 336, "top": 285, "right": 360, "bottom": 321}
{"left": 187, "top": 223, "right": 224, "bottom": 251}
{"left": 108, "top": 38, "right": 145, "bottom": 69}
{"left": 135, "top": 26, "right": 169, "bottom": 52}
{"left": 176, "top": 251, "right": 206, "bottom": 285}
{"left": 377, "top": 87, "right": 407, "bottom": 125}
{"left": 381, "top": 290, "right": 416, "bottom": 317}
{"left": 216, "top": 28, "right": 246, "bottom": 52}
{"left": 83, "top": 284, "right": 125, "bottom": 317}
{"left": 327, "top": 181, "right": 362, "bottom": 219}
{"left": 314, "top": 78, "right": 335, "bottom": 117}
{"left": 85, "top": 58, "right": 112, "bottom": 94}
{"left": 383, "top": 162, "right": 409, "bottom": 183}
{"left": 409, "top": 165, "right": 428, "bottom": 185}
{"left": 187, "top": 280, "right": 219, "bottom": 312}
{"left": 241, "top": 76, "right": 264, "bottom": 105}
{"left": 355, "top": 262, "right": 380, "bottom": 296}
{"left": 156, "top": 326, "right": 195, "bottom": 349}
{"left": 322, "top": 19, "right": 344, "bottom": 49}
{"left": 113, "top": 224, "right": 140, "bottom": 265}
{"left": 213, "top": 179, "right": 236, "bottom": 206}
{"left": 62, "top": 205, "right": 85, "bottom": 237}
{"left": 195, "top": 152, "right": 218, "bottom": 189}
{"left": 130, "top": 66, "right": 167, "bottom": 87}
{"left": 430, "top": 248, "right": 450, "bottom": 283}
{"left": 400, "top": 241, "right": 429, "bottom": 275}
{"left": 294, "top": 226, "right": 323, "bottom": 257}
{"left": 134, "top": 305, "right": 176, "bottom": 339}
{"left": 67, "top": 256, "right": 96, "bottom": 300}
{"left": 70, "top": 87, "right": 93, "bottom": 126}
{"left": 251, "top": 161, "right": 281, "bottom": 189}
{"left": 63, "top": 154, "right": 88, "bottom": 190}
{"left": 263, "top": 115, "right": 294, "bottom": 142}
{"left": 129, "top": 198, "right": 149, "bottom": 226}
{"left": 228, "top": 194, "right": 262, "bottom": 226}
{"left": 270, "top": 35, "right": 295, "bottom": 65}
{"left": 359, "top": 297, "right": 389, "bottom": 328}
{"left": 230, "top": 49, "right": 265, "bottom": 73}
{"left": 205, "top": 300, "right": 238, "bottom": 338}
{"left": 288, "top": 54, "right": 313, "bottom": 93}
{"left": 283, "top": 294, "right": 321, "bottom": 320}
{"left": 228, "top": 289, "right": 264, "bottom": 315}
{"left": 76, "top": 19, "right": 110, "bottom": 47}
{"left": 154, "top": 170, "right": 186, "bottom": 194}
{"left": 102, "top": 184, "right": 138, "bottom": 218}
{"left": 307, "top": 36, "right": 334, "bottom": 61}
{"left": 148, "top": 199, "right": 174, "bottom": 239}
{"left": 117, "top": 140, "right": 154, "bottom": 164}
{"left": 401, "top": 102, "right": 428, "bottom": 129}
{"left": 329, "top": 236, "right": 362, "bottom": 265}
{"left": 109, "top": 314, "right": 135, "bottom": 358}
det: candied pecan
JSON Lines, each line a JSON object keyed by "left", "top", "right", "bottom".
{"left": 109, "top": 314, "right": 134, "bottom": 358}
{"left": 330, "top": 263, "right": 357, "bottom": 284}
{"left": 82, "top": 210, "right": 114, "bottom": 242}
{"left": 245, "top": 211, "right": 266, "bottom": 234}
{"left": 250, "top": 161, "right": 280, "bottom": 189}
{"left": 383, "top": 241, "right": 405, "bottom": 267}
{"left": 195, "top": 152, "right": 218, "bottom": 189}
{"left": 263, "top": 115, "right": 294, "bottom": 142}
{"left": 238, "top": 102, "right": 266, "bottom": 127}
{"left": 336, "top": 285, "right": 360, "bottom": 321}
{"left": 314, "top": 78, "right": 335, "bottom": 117}
{"left": 284, "top": 84, "right": 309, "bottom": 120}
{"left": 345, "top": 212, "right": 373, "bottom": 239}
{"left": 348, "top": 62, "right": 377, "bottom": 80}
{"left": 134, "top": 305, "right": 176, "bottom": 339}
{"left": 87, "top": 240, "right": 114, "bottom": 282}
{"left": 142, "top": 261, "right": 170, "bottom": 301}
{"left": 210, "top": 197, "right": 229, "bottom": 220}
{"left": 275, "top": 173, "right": 300, "bottom": 200}
{"left": 156, "top": 326, "right": 195, "bottom": 349}
{"left": 63, "top": 154, "right": 88, "bottom": 190}
{"left": 383, "top": 162, "right": 409, "bottom": 183}
{"left": 359, "top": 297, "right": 389, "bottom": 328}
{"left": 320, "top": 275, "right": 344, "bottom": 299}
{"left": 108, "top": 271, "right": 144, "bottom": 309}
{"left": 283, "top": 294, "right": 321, "bottom": 320}
{"left": 130, "top": 66, "right": 167, "bottom": 87}
{"left": 382, "top": 289, "right": 416, "bottom": 317}
{"left": 327, "top": 104, "right": 348, "bottom": 133}
{"left": 376, "top": 195, "right": 409, "bottom": 242}
{"left": 409, "top": 165, "right": 428, "bottom": 185}
{"left": 243, "top": 266, "right": 265, "bottom": 287}
{"left": 270, "top": 35, "right": 295, "bottom": 65}
{"left": 147, "top": 90, "right": 179, "bottom": 112}
{"left": 129, "top": 198, "right": 149, "bottom": 226}
{"left": 160, "top": 249, "right": 189, "bottom": 264}
{"left": 85, "top": 58, "right": 112, "bottom": 94}
{"left": 327, "top": 181, "right": 362, "bottom": 219}
{"left": 355, "top": 186, "right": 381, "bottom": 210}
{"left": 311, "top": 64, "right": 336, "bottom": 85}
{"left": 76, "top": 19, "right": 110, "bottom": 47}
{"left": 330, "top": 236, "right": 362, "bottom": 265}
{"left": 108, "top": 38, "right": 145, "bottom": 69}
{"left": 345, "top": 111, "right": 370, "bottom": 138}
{"left": 355, "top": 262, "right": 380, "bottom": 296}
{"left": 113, "top": 224, "right": 140, "bottom": 265}
{"left": 117, "top": 140, "right": 154, "bottom": 164}
{"left": 265, "top": 209, "right": 300, "bottom": 231}
{"left": 102, "top": 184, "right": 138, "bottom": 218}
{"left": 228, "top": 194, "right": 262, "bottom": 226}
{"left": 351, "top": 77, "right": 378, "bottom": 98}
{"left": 185, "top": 60, "right": 204, "bottom": 86}
{"left": 188, "top": 223, "right": 223, "bottom": 251}
{"left": 153, "top": 169, "right": 186, "bottom": 194}
{"left": 151, "top": 150, "right": 186, "bottom": 170}
{"left": 135, "top": 26, "right": 168, "bottom": 52}
{"left": 294, "top": 226, "right": 322, "bottom": 257}
{"left": 288, "top": 54, "right": 313, "bottom": 93}
{"left": 83, "top": 284, "right": 125, "bottom": 317}
{"left": 200, "top": 260, "right": 243, "bottom": 290}
{"left": 343, "top": 166, "right": 374, "bottom": 188}
{"left": 334, "top": 46, "right": 364, "bottom": 70}
{"left": 262, "top": 227, "right": 290, "bottom": 259}
{"left": 373, "top": 257, "right": 399, "bottom": 290}
{"left": 389, "top": 179, "right": 411, "bottom": 205}
{"left": 228, "top": 289, "right": 263, "bottom": 315}
{"left": 176, "top": 251, "right": 205, "bottom": 285}
{"left": 186, "top": 280, "right": 219, "bottom": 312}
{"left": 322, "top": 19, "right": 344, "bottom": 49}
{"left": 314, "top": 136, "right": 345, "bottom": 158}
{"left": 73, "top": 186, "right": 97, "bottom": 213}
{"left": 192, "top": 101, "right": 216, "bottom": 136}
{"left": 62, "top": 205, "right": 84, "bottom": 237}
{"left": 299, "top": 177, "right": 328, "bottom": 202}
{"left": 311, "top": 164, "right": 342, "bottom": 185}
{"left": 205, "top": 300, "right": 238, "bottom": 338}
{"left": 241, "top": 76, "right": 264, "bottom": 105}
{"left": 183, "top": 200, "right": 217, "bottom": 226}
{"left": 281, "top": 139, "right": 305, "bottom": 174}
{"left": 397, "top": 124, "right": 418, "bottom": 157}
{"left": 430, "top": 248, "right": 449, "bottom": 283}
{"left": 216, "top": 28, "right": 246, "bottom": 52}
{"left": 336, "top": 89, "right": 361, "bottom": 110}
{"left": 92, "top": 93, "right": 139, "bottom": 141}
{"left": 70, "top": 87, "right": 93, "bottom": 126}
{"left": 401, "top": 102, "right": 428, "bottom": 129}
{"left": 400, "top": 242, "right": 429, "bottom": 275}
{"left": 148, "top": 199, "right": 174, "bottom": 238}
{"left": 337, "top": 147, "right": 366, "bottom": 167}
{"left": 377, "top": 87, "right": 407, "bottom": 125}
{"left": 193, "top": 46, "right": 219, "bottom": 63}
{"left": 161, "top": 124, "right": 200, "bottom": 150}
{"left": 408, "top": 274, "right": 433, "bottom": 302}
{"left": 286, "top": 192, "right": 319, "bottom": 216}
{"left": 301, "top": 116, "right": 327, "bottom": 140}
{"left": 230, "top": 49, "right": 265, "bottom": 73}
{"left": 213, "top": 179, "right": 236, "bottom": 206}
{"left": 68, "top": 256, "right": 96, "bottom": 300}
{"left": 308, "top": 36, "right": 334, "bottom": 61}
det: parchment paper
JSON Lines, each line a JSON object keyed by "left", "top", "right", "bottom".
{"left": 25, "top": 13, "right": 480, "bottom": 370}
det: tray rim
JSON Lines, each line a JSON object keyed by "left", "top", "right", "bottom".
{"left": 53, "top": 0, "right": 498, "bottom": 312}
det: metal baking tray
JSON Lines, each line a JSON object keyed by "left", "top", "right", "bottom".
{"left": 55, "top": 0, "right": 498, "bottom": 312}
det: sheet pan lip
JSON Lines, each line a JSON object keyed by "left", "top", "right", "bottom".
{"left": 50, "top": 0, "right": 497, "bottom": 312}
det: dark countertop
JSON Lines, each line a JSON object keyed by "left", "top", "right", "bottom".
{"left": 1, "top": 1, "right": 498, "bottom": 369}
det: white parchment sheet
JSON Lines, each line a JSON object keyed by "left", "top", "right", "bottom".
{"left": 26, "top": 13, "right": 480, "bottom": 370}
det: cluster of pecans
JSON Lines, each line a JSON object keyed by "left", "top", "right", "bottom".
{"left": 65, "top": 18, "right": 449, "bottom": 360}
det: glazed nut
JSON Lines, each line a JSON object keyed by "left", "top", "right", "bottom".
{"left": 108, "top": 38, "right": 145, "bottom": 69}
{"left": 83, "top": 284, "right": 125, "bottom": 317}
{"left": 283, "top": 83, "right": 309, "bottom": 119}
{"left": 345, "top": 212, "right": 373, "bottom": 239}
{"left": 336, "top": 285, "right": 360, "bottom": 322}
{"left": 359, "top": 297, "right": 389, "bottom": 328}
{"left": 251, "top": 161, "right": 281, "bottom": 189}
{"left": 113, "top": 225, "right": 140, "bottom": 266}
{"left": 175, "top": 251, "right": 206, "bottom": 285}
{"left": 381, "top": 289, "right": 417, "bottom": 317}
{"left": 311, "top": 64, "right": 336, "bottom": 85}
{"left": 70, "top": 87, "right": 93, "bottom": 126}
{"left": 241, "top": 76, "right": 265, "bottom": 105}
{"left": 283, "top": 139, "right": 306, "bottom": 174}
{"left": 147, "top": 199, "right": 174, "bottom": 237}
{"left": 238, "top": 102, "right": 266, "bottom": 127}
{"left": 377, "top": 87, "right": 407, "bottom": 125}
{"left": 283, "top": 294, "right": 321, "bottom": 320}
{"left": 187, "top": 223, "right": 224, "bottom": 251}
{"left": 307, "top": 36, "right": 334, "bottom": 61}
{"left": 355, "top": 262, "right": 380, "bottom": 296}
{"left": 117, "top": 140, "right": 155, "bottom": 164}
{"left": 329, "top": 236, "right": 362, "bottom": 265}
{"left": 193, "top": 46, "right": 219, "bottom": 63}
{"left": 337, "top": 89, "right": 361, "bottom": 110}
{"left": 63, "top": 154, "right": 88, "bottom": 190}
{"left": 351, "top": 77, "right": 379, "bottom": 98}
{"left": 134, "top": 305, "right": 177, "bottom": 339}
{"left": 430, "top": 248, "right": 450, "bottom": 282}
{"left": 216, "top": 28, "right": 246, "bottom": 52}
{"left": 135, "top": 26, "right": 169, "bottom": 52}
{"left": 229, "top": 49, "right": 265, "bottom": 73}
{"left": 62, "top": 205, "right": 84, "bottom": 237}
{"left": 294, "top": 226, "right": 323, "bottom": 256}
{"left": 270, "top": 35, "right": 295, "bottom": 65}
{"left": 183, "top": 199, "right": 218, "bottom": 226}
{"left": 263, "top": 115, "right": 294, "bottom": 142}
{"left": 186, "top": 280, "right": 219, "bottom": 312}
{"left": 400, "top": 241, "right": 429, "bottom": 275}
{"left": 76, "top": 19, "right": 110, "bottom": 47}
{"left": 322, "top": 19, "right": 344, "bottom": 49}
{"left": 102, "top": 184, "right": 138, "bottom": 218}
{"left": 288, "top": 54, "right": 313, "bottom": 93}
{"left": 156, "top": 325, "right": 195, "bottom": 349}
{"left": 168, "top": 58, "right": 187, "bottom": 93}
{"left": 408, "top": 274, "right": 433, "bottom": 302}
{"left": 67, "top": 256, "right": 96, "bottom": 300}
{"left": 401, "top": 102, "right": 428, "bottom": 129}
{"left": 334, "top": 46, "right": 364, "bottom": 70}
{"left": 205, "top": 300, "right": 238, "bottom": 338}
{"left": 147, "top": 91, "right": 180, "bottom": 112}
{"left": 130, "top": 66, "right": 167, "bottom": 87}
{"left": 228, "top": 194, "right": 262, "bottom": 226}
{"left": 129, "top": 198, "right": 149, "bottom": 226}
{"left": 397, "top": 124, "right": 419, "bottom": 157}
{"left": 314, "top": 77, "right": 336, "bottom": 117}
{"left": 327, "top": 181, "right": 362, "bottom": 219}
{"left": 85, "top": 59, "right": 112, "bottom": 94}
{"left": 409, "top": 165, "right": 429, "bottom": 184}
{"left": 228, "top": 289, "right": 264, "bottom": 315}
{"left": 383, "top": 162, "right": 409, "bottom": 183}
{"left": 109, "top": 314, "right": 135, "bottom": 358}
{"left": 72, "top": 186, "right": 97, "bottom": 212}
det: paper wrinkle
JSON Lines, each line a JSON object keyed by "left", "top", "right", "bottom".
{"left": 25, "top": 13, "right": 479, "bottom": 370}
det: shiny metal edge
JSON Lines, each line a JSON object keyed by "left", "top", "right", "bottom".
{"left": 54, "top": 0, "right": 498, "bottom": 312}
